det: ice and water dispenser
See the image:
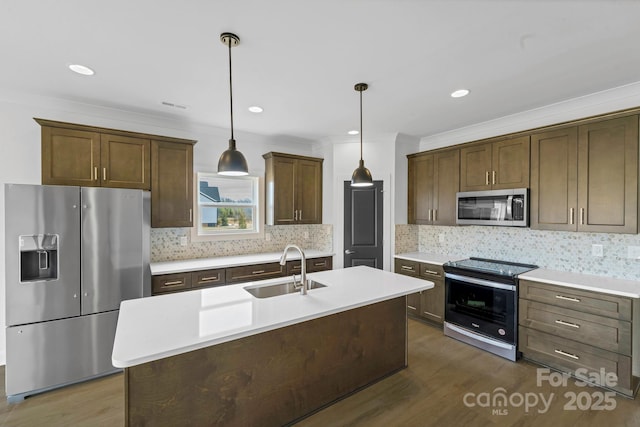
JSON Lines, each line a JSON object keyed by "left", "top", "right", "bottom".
{"left": 19, "top": 234, "right": 59, "bottom": 282}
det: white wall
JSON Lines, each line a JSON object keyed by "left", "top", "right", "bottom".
{"left": 0, "top": 92, "right": 320, "bottom": 365}
{"left": 419, "top": 81, "right": 640, "bottom": 150}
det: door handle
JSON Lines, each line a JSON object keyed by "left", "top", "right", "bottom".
{"left": 345, "top": 249, "right": 356, "bottom": 254}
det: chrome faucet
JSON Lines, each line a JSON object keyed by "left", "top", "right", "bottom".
{"left": 279, "top": 244, "right": 307, "bottom": 295}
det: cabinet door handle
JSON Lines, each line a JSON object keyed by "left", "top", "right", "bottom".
{"left": 555, "top": 319, "right": 580, "bottom": 329}
{"left": 313, "top": 261, "right": 326, "bottom": 267}
{"left": 252, "top": 270, "right": 265, "bottom": 274}
{"left": 422, "top": 269, "right": 439, "bottom": 276}
{"left": 433, "top": 209, "right": 437, "bottom": 222}
{"left": 569, "top": 208, "right": 574, "bottom": 225}
{"left": 428, "top": 209, "right": 432, "bottom": 221}
{"left": 555, "top": 295, "right": 581, "bottom": 303}
{"left": 199, "top": 276, "right": 219, "bottom": 282}
{"left": 162, "top": 280, "right": 184, "bottom": 287}
{"left": 299, "top": 210, "right": 302, "bottom": 220}
{"left": 401, "top": 265, "right": 414, "bottom": 271}
{"left": 103, "top": 167, "right": 107, "bottom": 181}
{"left": 407, "top": 305, "right": 417, "bottom": 310}
{"left": 554, "top": 349, "right": 580, "bottom": 360}
{"left": 485, "top": 171, "right": 490, "bottom": 186}
{"left": 94, "top": 166, "right": 98, "bottom": 181}
{"left": 580, "top": 208, "right": 585, "bottom": 225}
{"left": 492, "top": 170, "right": 496, "bottom": 185}
{"left": 294, "top": 210, "right": 298, "bottom": 221}
{"left": 189, "top": 209, "right": 193, "bottom": 222}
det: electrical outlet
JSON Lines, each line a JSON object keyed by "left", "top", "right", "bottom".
{"left": 628, "top": 246, "right": 640, "bottom": 259}
{"left": 591, "top": 244, "right": 603, "bottom": 257}
{"left": 179, "top": 236, "right": 188, "bottom": 246}
{"left": 265, "top": 233, "right": 271, "bottom": 241}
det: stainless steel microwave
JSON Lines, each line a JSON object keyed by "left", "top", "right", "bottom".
{"left": 456, "top": 188, "right": 528, "bottom": 227}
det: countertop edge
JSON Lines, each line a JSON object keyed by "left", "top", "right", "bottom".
{"left": 519, "top": 268, "right": 640, "bottom": 299}
{"left": 150, "top": 250, "right": 335, "bottom": 275}
{"left": 394, "top": 252, "right": 464, "bottom": 266}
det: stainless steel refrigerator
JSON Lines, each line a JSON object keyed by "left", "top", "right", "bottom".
{"left": 4, "top": 184, "right": 150, "bottom": 402}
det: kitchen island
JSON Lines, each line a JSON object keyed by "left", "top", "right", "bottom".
{"left": 112, "top": 265, "right": 432, "bottom": 426}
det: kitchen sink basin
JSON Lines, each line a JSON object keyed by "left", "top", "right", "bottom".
{"left": 244, "top": 280, "right": 326, "bottom": 298}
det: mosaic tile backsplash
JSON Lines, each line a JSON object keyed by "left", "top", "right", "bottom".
{"left": 395, "top": 224, "right": 640, "bottom": 281}
{"left": 151, "top": 224, "right": 333, "bottom": 262}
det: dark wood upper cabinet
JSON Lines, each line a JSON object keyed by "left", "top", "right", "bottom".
{"left": 100, "top": 134, "right": 150, "bottom": 189}
{"left": 151, "top": 140, "right": 193, "bottom": 228}
{"left": 460, "top": 136, "right": 530, "bottom": 191}
{"left": 39, "top": 120, "right": 150, "bottom": 189}
{"left": 36, "top": 119, "right": 196, "bottom": 229}
{"left": 263, "top": 152, "right": 323, "bottom": 225}
{"left": 530, "top": 115, "right": 638, "bottom": 233}
{"left": 530, "top": 127, "right": 579, "bottom": 231}
{"left": 41, "top": 126, "right": 101, "bottom": 187}
{"left": 408, "top": 149, "right": 459, "bottom": 225}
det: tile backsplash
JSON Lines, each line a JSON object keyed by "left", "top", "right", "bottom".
{"left": 395, "top": 224, "right": 640, "bottom": 280}
{"left": 151, "top": 224, "right": 333, "bottom": 262}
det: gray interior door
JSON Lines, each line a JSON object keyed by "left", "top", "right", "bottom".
{"left": 343, "top": 181, "right": 383, "bottom": 268}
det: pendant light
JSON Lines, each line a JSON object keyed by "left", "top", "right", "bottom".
{"left": 351, "top": 82, "right": 373, "bottom": 187}
{"left": 217, "top": 32, "right": 248, "bottom": 176}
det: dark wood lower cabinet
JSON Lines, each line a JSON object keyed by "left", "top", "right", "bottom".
{"left": 152, "top": 256, "right": 333, "bottom": 295}
{"left": 394, "top": 258, "right": 444, "bottom": 325}
{"left": 124, "top": 297, "right": 407, "bottom": 426}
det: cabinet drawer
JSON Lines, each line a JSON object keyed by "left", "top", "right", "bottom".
{"left": 394, "top": 259, "right": 419, "bottom": 277}
{"left": 406, "top": 293, "right": 421, "bottom": 316}
{"left": 307, "top": 256, "right": 332, "bottom": 273}
{"left": 192, "top": 269, "right": 226, "bottom": 289}
{"left": 226, "top": 262, "right": 284, "bottom": 284}
{"left": 519, "top": 327, "right": 633, "bottom": 396}
{"left": 519, "top": 300, "right": 631, "bottom": 355}
{"left": 519, "top": 280, "right": 632, "bottom": 321}
{"left": 152, "top": 273, "right": 192, "bottom": 294}
{"left": 418, "top": 263, "right": 444, "bottom": 280}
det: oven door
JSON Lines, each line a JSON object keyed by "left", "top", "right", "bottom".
{"left": 445, "top": 273, "right": 516, "bottom": 343}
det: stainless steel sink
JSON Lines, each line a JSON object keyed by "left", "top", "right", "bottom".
{"left": 244, "top": 280, "right": 326, "bottom": 298}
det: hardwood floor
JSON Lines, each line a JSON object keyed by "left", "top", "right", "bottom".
{"left": 0, "top": 319, "right": 638, "bottom": 426}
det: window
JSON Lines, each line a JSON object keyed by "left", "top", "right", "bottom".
{"left": 192, "top": 172, "right": 263, "bottom": 241}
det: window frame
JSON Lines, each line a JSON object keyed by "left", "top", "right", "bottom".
{"left": 190, "top": 172, "right": 264, "bottom": 242}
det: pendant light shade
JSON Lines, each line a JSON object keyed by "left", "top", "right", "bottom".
{"left": 351, "top": 83, "right": 373, "bottom": 187}
{"left": 218, "top": 32, "right": 248, "bottom": 176}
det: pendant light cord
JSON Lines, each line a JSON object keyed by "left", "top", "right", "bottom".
{"left": 359, "top": 88, "right": 363, "bottom": 161}
{"left": 228, "top": 38, "right": 234, "bottom": 141}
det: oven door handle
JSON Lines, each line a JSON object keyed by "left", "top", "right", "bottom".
{"left": 445, "top": 323, "right": 515, "bottom": 350}
{"left": 445, "top": 273, "right": 516, "bottom": 291}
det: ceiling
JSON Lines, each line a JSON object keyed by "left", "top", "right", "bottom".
{"left": 2, "top": 0, "right": 640, "bottom": 142}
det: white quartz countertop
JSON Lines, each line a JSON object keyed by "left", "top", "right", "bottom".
{"left": 150, "top": 250, "right": 334, "bottom": 275}
{"left": 112, "top": 265, "right": 432, "bottom": 368}
{"left": 394, "top": 252, "right": 464, "bottom": 266}
{"left": 519, "top": 268, "right": 640, "bottom": 299}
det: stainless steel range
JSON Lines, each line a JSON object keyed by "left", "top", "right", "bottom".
{"left": 443, "top": 258, "right": 537, "bottom": 361}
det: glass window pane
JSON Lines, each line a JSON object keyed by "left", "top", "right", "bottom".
{"left": 198, "top": 175, "right": 254, "bottom": 205}
{"left": 199, "top": 207, "right": 255, "bottom": 233}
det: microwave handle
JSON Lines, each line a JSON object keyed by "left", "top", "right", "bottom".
{"left": 506, "top": 195, "right": 513, "bottom": 219}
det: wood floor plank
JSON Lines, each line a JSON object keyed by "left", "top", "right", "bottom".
{"left": 0, "top": 319, "right": 638, "bottom": 426}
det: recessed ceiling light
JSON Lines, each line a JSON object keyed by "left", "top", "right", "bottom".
{"left": 451, "top": 89, "right": 470, "bottom": 98}
{"left": 68, "top": 64, "right": 95, "bottom": 76}
{"left": 248, "top": 106, "right": 263, "bottom": 113}
{"left": 348, "top": 130, "right": 359, "bottom": 135}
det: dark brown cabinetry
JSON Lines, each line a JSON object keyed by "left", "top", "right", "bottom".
{"left": 407, "top": 149, "right": 459, "bottom": 225}
{"left": 459, "top": 136, "right": 530, "bottom": 191}
{"left": 39, "top": 120, "right": 151, "bottom": 189}
{"left": 286, "top": 256, "right": 333, "bottom": 276}
{"left": 394, "top": 258, "right": 444, "bottom": 325}
{"left": 519, "top": 280, "right": 638, "bottom": 397}
{"left": 152, "top": 256, "right": 333, "bottom": 295}
{"left": 151, "top": 140, "right": 193, "bottom": 228}
{"left": 531, "top": 115, "right": 638, "bottom": 233}
{"left": 37, "top": 118, "right": 197, "bottom": 228}
{"left": 263, "top": 152, "right": 323, "bottom": 225}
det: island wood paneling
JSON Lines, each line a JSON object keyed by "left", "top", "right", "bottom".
{"left": 124, "top": 297, "right": 407, "bottom": 427}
